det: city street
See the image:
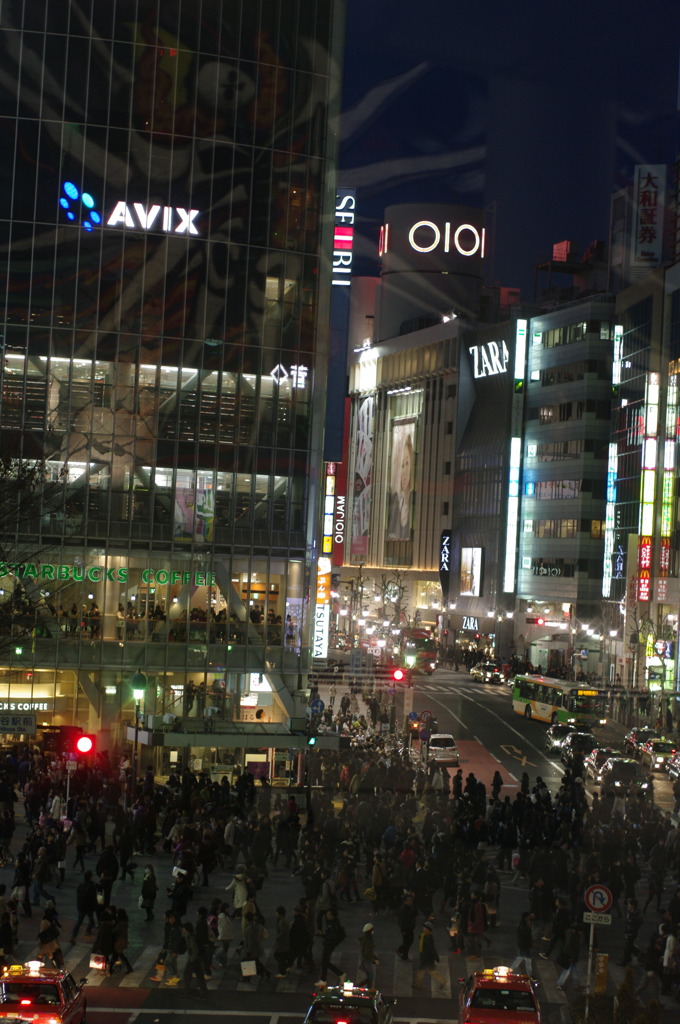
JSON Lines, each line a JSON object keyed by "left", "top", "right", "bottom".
{"left": 3, "top": 666, "right": 677, "bottom": 1024}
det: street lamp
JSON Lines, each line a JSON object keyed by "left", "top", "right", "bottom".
{"left": 132, "top": 686, "right": 145, "bottom": 793}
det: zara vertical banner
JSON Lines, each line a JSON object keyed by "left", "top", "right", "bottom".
{"left": 439, "top": 531, "right": 452, "bottom": 605}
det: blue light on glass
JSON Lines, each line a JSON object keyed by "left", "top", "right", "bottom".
{"left": 63, "top": 181, "right": 79, "bottom": 200}
{"left": 81, "top": 193, "right": 94, "bottom": 208}
{"left": 67, "top": 212, "right": 75, "bottom": 220}
{"left": 59, "top": 197, "right": 69, "bottom": 209}
{"left": 83, "top": 222, "right": 93, "bottom": 231}
{"left": 90, "top": 211, "right": 101, "bottom": 224}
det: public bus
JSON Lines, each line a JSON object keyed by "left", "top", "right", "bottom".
{"left": 400, "top": 628, "right": 437, "bottom": 674}
{"left": 511, "top": 674, "right": 607, "bottom": 727}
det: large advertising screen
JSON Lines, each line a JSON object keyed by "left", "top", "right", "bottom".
{"left": 387, "top": 417, "right": 417, "bottom": 541}
{"left": 350, "top": 396, "right": 374, "bottom": 560}
{"left": 460, "top": 546, "right": 483, "bottom": 596}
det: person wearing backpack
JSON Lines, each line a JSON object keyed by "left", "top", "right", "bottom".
{"left": 318, "top": 908, "right": 346, "bottom": 985}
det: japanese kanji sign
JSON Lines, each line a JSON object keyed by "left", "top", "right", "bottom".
{"left": 0, "top": 713, "right": 36, "bottom": 736}
{"left": 633, "top": 164, "right": 665, "bottom": 268}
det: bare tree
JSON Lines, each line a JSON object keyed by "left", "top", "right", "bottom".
{"left": 0, "top": 456, "right": 72, "bottom": 652}
{"left": 388, "top": 569, "right": 409, "bottom": 626}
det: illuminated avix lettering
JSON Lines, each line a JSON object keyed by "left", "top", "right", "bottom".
{"left": 106, "top": 202, "right": 199, "bottom": 235}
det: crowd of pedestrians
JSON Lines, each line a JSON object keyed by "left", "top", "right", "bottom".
{"left": 0, "top": 710, "right": 678, "bottom": 1009}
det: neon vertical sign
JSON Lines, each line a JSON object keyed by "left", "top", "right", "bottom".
{"left": 659, "top": 374, "right": 677, "bottom": 578}
{"left": 602, "top": 442, "right": 618, "bottom": 597}
{"left": 636, "top": 374, "right": 659, "bottom": 601}
{"left": 503, "top": 436, "right": 522, "bottom": 592}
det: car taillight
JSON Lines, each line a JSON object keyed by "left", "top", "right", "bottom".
{"left": 19, "top": 1001, "right": 32, "bottom": 1006}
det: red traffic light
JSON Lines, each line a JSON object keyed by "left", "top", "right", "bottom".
{"left": 75, "top": 734, "right": 95, "bottom": 755}
{"left": 392, "top": 668, "right": 405, "bottom": 682}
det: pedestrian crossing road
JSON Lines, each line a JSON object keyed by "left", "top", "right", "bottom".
{"left": 51, "top": 933, "right": 573, "bottom": 1003}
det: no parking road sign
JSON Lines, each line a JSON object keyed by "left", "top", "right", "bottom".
{"left": 584, "top": 884, "right": 612, "bottom": 914}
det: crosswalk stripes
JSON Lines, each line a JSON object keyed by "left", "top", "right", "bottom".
{"left": 416, "top": 683, "right": 481, "bottom": 694}
{"left": 119, "top": 945, "right": 158, "bottom": 987}
{"left": 17, "top": 936, "right": 570, "bottom": 1002}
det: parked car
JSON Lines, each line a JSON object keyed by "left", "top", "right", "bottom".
{"left": 666, "top": 752, "right": 680, "bottom": 781}
{"left": 560, "top": 731, "right": 597, "bottom": 767}
{"left": 544, "top": 723, "right": 577, "bottom": 754}
{"left": 584, "top": 746, "right": 623, "bottom": 779}
{"left": 623, "top": 726, "right": 660, "bottom": 758}
{"left": 596, "top": 756, "right": 652, "bottom": 797}
{"left": 470, "top": 662, "right": 502, "bottom": 684}
{"left": 640, "top": 738, "right": 677, "bottom": 771}
{"left": 458, "top": 966, "right": 542, "bottom": 1024}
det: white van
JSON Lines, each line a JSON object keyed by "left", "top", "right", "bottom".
{"left": 422, "top": 732, "right": 460, "bottom": 766}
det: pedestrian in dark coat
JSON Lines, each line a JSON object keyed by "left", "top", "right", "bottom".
{"left": 414, "top": 922, "right": 445, "bottom": 989}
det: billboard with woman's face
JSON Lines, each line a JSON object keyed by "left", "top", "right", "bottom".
{"left": 387, "top": 417, "right": 417, "bottom": 541}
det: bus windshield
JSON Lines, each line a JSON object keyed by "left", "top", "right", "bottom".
{"left": 405, "top": 635, "right": 436, "bottom": 652}
{"left": 569, "top": 690, "right": 606, "bottom": 721}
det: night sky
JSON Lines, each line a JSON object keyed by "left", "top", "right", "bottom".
{"left": 340, "top": 0, "right": 680, "bottom": 296}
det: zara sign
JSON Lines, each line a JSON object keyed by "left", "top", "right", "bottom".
{"left": 469, "top": 340, "right": 510, "bottom": 379}
{"left": 439, "top": 530, "right": 451, "bottom": 604}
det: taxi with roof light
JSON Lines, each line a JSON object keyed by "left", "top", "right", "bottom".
{"left": 639, "top": 737, "right": 677, "bottom": 771}
{"left": 458, "top": 965, "right": 542, "bottom": 1024}
{"left": 304, "top": 981, "right": 395, "bottom": 1024}
{"left": 0, "top": 963, "right": 86, "bottom": 1024}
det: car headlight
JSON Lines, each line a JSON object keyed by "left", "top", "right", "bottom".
{"left": 655, "top": 757, "right": 663, "bottom": 763}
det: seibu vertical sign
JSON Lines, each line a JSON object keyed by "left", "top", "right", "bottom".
{"left": 331, "top": 189, "right": 356, "bottom": 287}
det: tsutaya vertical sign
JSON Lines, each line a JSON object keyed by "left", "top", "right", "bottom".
{"left": 439, "top": 531, "right": 451, "bottom": 604}
{"left": 331, "top": 189, "right": 356, "bottom": 286}
{"left": 313, "top": 557, "right": 332, "bottom": 659}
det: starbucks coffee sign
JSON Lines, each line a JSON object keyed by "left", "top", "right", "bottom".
{"left": 0, "top": 563, "right": 216, "bottom": 586}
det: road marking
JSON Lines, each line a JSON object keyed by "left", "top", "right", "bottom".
{"left": 119, "top": 946, "right": 159, "bottom": 987}
{"left": 500, "top": 743, "right": 537, "bottom": 767}
{"left": 419, "top": 686, "right": 562, "bottom": 776}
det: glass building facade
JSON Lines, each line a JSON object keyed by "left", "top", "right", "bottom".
{"left": 0, "top": 0, "right": 344, "bottom": 757}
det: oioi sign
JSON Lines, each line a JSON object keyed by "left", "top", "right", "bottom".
{"left": 381, "top": 217, "right": 486, "bottom": 258}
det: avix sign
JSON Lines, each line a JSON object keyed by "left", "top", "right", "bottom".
{"left": 106, "top": 202, "right": 200, "bottom": 235}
